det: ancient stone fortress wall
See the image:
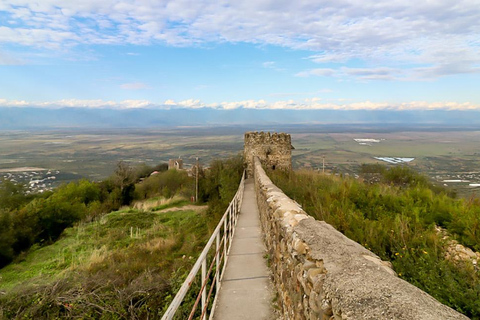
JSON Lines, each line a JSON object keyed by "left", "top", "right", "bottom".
{"left": 244, "top": 131, "right": 293, "bottom": 178}
{"left": 253, "top": 157, "right": 467, "bottom": 320}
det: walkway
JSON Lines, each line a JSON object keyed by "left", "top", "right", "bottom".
{"left": 212, "top": 178, "right": 274, "bottom": 320}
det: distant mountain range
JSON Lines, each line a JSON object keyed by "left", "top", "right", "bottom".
{"left": 1, "top": 107, "right": 480, "bottom": 129}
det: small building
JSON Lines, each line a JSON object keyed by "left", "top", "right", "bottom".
{"left": 168, "top": 158, "right": 184, "bottom": 170}
{"left": 244, "top": 131, "right": 294, "bottom": 177}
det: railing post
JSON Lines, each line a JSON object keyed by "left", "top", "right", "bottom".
{"left": 223, "top": 218, "right": 227, "bottom": 265}
{"left": 216, "top": 233, "right": 220, "bottom": 294}
{"left": 235, "top": 197, "right": 239, "bottom": 223}
{"left": 233, "top": 201, "right": 237, "bottom": 228}
{"left": 233, "top": 198, "right": 237, "bottom": 224}
{"left": 201, "top": 259, "right": 207, "bottom": 320}
{"left": 229, "top": 206, "right": 233, "bottom": 243}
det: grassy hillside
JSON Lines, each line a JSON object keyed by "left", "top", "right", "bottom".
{"left": 270, "top": 166, "right": 480, "bottom": 318}
{"left": 0, "top": 200, "right": 211, "bottom": 319}
{"left": 0, "top": 155, "right": 245, "bottom": 319}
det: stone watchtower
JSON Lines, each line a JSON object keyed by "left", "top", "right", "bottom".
{"left": 244, "top": 131, "right": 294, "bottom": 177}
{"left": 168, "top": 158, "right": 183, "bottom": 170}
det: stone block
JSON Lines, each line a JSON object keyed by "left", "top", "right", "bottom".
{"left": 293, "top": 238, "right": 308, "bottom": 254}
{"left": 307, "top": 267, "right": 324, "bottom": 284}
{"left": 309, "top": 291, "right": 321, "bottom": 313}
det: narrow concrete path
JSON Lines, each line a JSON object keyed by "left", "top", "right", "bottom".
{"left": 212, "top": 178, "right": 274, "bottom": 320}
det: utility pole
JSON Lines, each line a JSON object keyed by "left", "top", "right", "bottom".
{"left": 195, "top": 157, "right": 199, "bottom": 203}
{"left": 322, "top": 156, "right": 325, "bottom": 174}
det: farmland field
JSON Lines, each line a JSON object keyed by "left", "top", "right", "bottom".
{"left": 291, "top": 130, "right": 480, "bottom": 197}
{"left": 0, "top": 128, "right": 244, "bottom": 181}
{"left": 1, "top": 126, "right": 479, "bottom": 197}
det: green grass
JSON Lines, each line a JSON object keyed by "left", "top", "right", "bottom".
{"left": 270, "top": 168, "right": 480, "bottom": 318}
{"left": 0, "top": 154, "right": 244, "bottom": 319}
{"left": 151, "top": 199, "right": 190, "bottom": 211}
{"left": 0, "top": 207, "right": 205, "bottom": 290}
{"left": 0, "top": 200, "right": 211, "bottom": 319}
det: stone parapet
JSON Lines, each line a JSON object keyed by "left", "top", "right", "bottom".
{"left": 253, "top": 157, "right": 468, "bottom": 320}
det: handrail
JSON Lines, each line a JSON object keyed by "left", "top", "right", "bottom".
{"left": 161, "top": 170, "right": 246, "bottom": 320}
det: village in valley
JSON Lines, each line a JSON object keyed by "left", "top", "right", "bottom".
{"left": 0, "top": 168, "right": 60, "bottom": 193}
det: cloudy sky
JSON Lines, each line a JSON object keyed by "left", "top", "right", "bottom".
{"left": 1, "top": 0, "right": 480, "bottom": 110}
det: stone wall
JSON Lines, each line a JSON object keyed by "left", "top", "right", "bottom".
{"left": 253, "top": 157, "right": 468, "bottom": 320}
{"left": 244, "top": 131, "right": 293, "bottom": 178}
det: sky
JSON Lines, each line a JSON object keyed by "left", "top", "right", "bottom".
{"left": 1, "top": 0, "right": 480, "bottom": 111}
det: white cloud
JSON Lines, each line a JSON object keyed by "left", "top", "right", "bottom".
{"left": 262, "top": 61, "right": 276, "bottom": 68}
{"left": 164, "top": 99, "right": 177, "bottom": 106}
{"left": 0, "top": 98, "right": 152, "bottom": 109}
{"left": 119, "top": 82, "right": 150, "bottom": 90}
{"left": 295, "top": 68, "right": 336, "bottom": 77}
{"left": 295, "top": 67, "right": 402, "bottom": 80}
{"left": 165, "top": 99, "right": 204, "bottom": 109}
{"left": 262, "top": 61, "right": 285, "bottom": 72}
{"left": 2, "top": 98, "right": 478, "bottom": 111}
{"left": 268, "top": 89, "right": 333, "bottom": 97}
{"left": 295, "top": 66, "right": 408, "bottom": 81}
{"left": 0, "top": 51, "right": 24, "bottom": 65}
{"left": 0, "top": 0, "right": 479, "bottom": 76}
{"left": 341, "top": 67, "right": 401, "bottom": 80}
{"left": 0, "top": 99, "right": 30, "bottom": 106}
{"left": 318, "top": 89, "right": 333, "bottom": 93}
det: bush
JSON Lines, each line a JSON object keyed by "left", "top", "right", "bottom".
{"left": 135, "top": 169, "right": 193, "bottom": 200}
{"left": 0, "top": 208, "right": 211, "bottom": 319}
{"left": 0, "top": 179, "right": 33, "bottom": 210}
{"left": 270, "top": 168, "right": 480, "bottom": 318}
{"left": 0, "top": 210, "right": 14, "bottom": 266}
{"left": 199, "top": 154, "right": 244, "bottom": 218}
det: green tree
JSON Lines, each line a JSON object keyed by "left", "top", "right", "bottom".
{"left": 111, "top": 161, "right": 136, "bottom": 206}
{"left": 0, "top": 210, "right": 14, "bottom": 267}
{"left": 0, "top": 179, "right": 28, "bottom": 210}
{"left": 199, "top": 155, "right": 244, "bottom": 217}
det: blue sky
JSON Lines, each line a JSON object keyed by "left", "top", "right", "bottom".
{"left": 1, "top": 0, "right": 480, "bottom": 110}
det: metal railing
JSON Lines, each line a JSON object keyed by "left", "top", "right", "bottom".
{"left": 161, "top": 171, "right": 246, "bottom": 320}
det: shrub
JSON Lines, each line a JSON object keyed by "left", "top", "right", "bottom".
{"left": 199, "top": 154, "right": 244, "bottom": 218}
{"left": 270, "top": 168, "right": 480, "bottom": 318}
{"left": 135, "top": 169, "right": 193, "bottom": 200}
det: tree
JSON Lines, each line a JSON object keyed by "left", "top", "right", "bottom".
{"left": 0, "top": 210, "right": 14, "bottom": 267}
{"left": 113, "top": 161, "right": 135, "bottom": 190}
{"left": 0, "top": 179, "right": 28, "bottom": 210}
{"left": 112, "top": 161, "right": 136, "bottom": 206}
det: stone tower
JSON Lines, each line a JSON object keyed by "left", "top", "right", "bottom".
{"left": 244, "top": 131, "right": 294, "bottom": 177}
{"left": 168, "top": 158, "right": 183, "bottom": 170}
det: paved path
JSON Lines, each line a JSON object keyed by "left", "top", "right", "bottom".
{"left": 212, "top": 178, "right": 274, "bottom": 320}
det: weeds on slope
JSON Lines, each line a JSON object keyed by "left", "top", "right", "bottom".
{"left": 0, "top": 156, "right": 245, "bottom": 319}
{"left": 0, "top": 205, "right": 209, "bottom": 319}
{"left": 270, "top": 167, "right": 480, "bottom": 319}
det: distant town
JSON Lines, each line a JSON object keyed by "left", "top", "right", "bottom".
{"left": 0, "top": 168, "right": 75, "bottom": 193}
